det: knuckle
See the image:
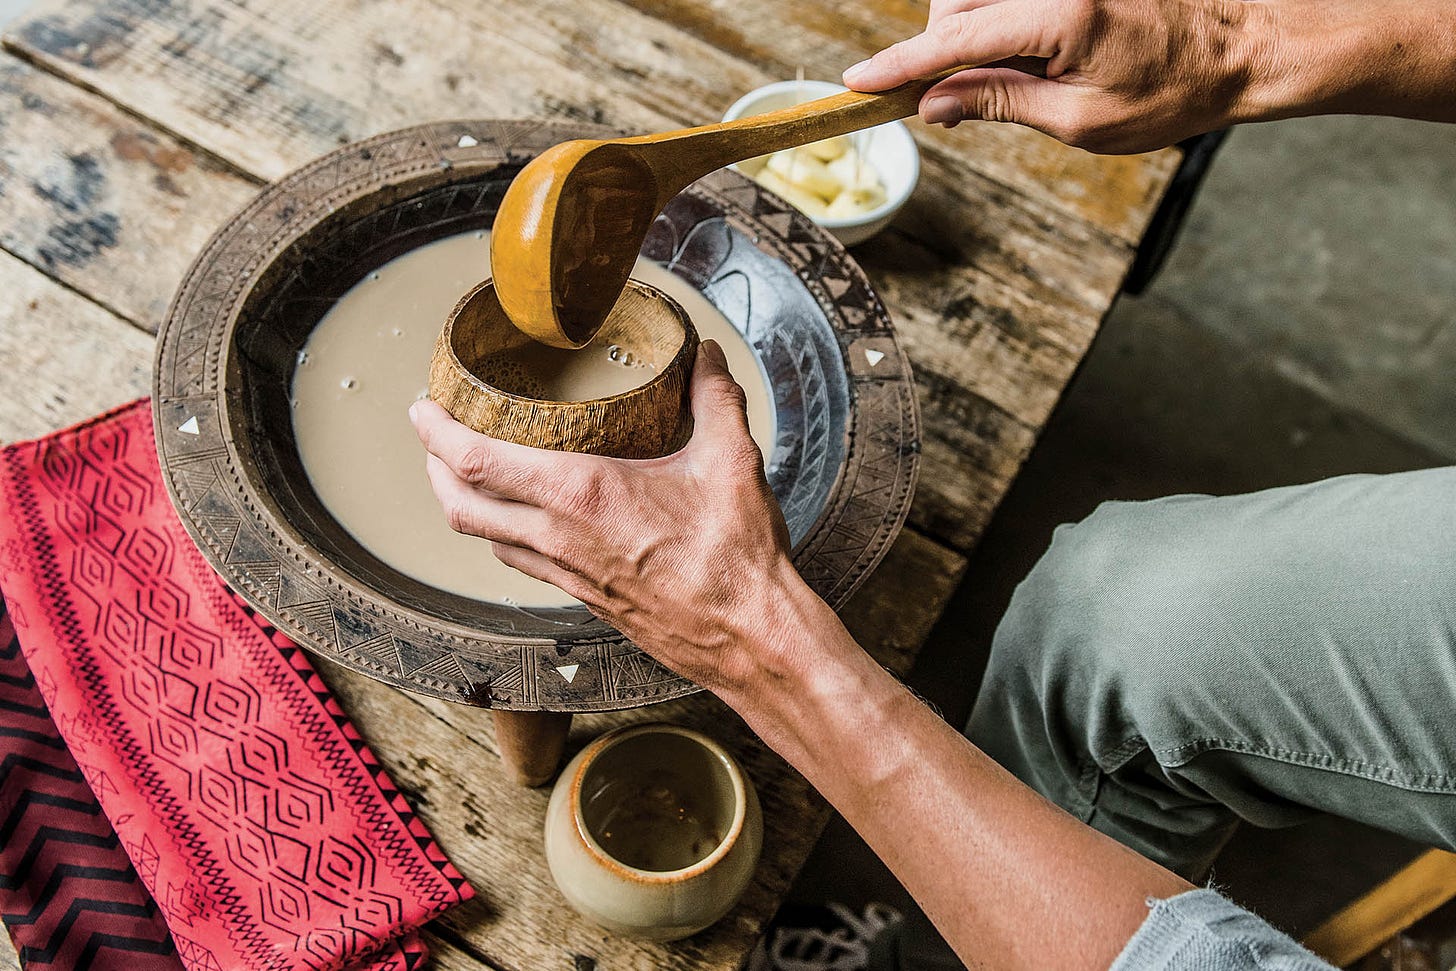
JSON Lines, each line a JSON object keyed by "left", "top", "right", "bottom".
{"left": 452, "top": 443, "right": 495, "bottom": 485}
{"left": 693, "top": 421, "right": 765, "bottom": 479}
{"left": 725, "top": 439, "right": 765, "bottom": 476}
{"left": 561, "top": 466, "right": 608, "bottom": 518}
{"left": 975, "top": 77, "right": 1016, "bottom": 123}
{"left": 1066, "top": 0, "right": 1098, "bottom": 26}
{"left": 712, "top": 376, "right": 749, "bottom": 416}
{"left": 929, "top": 14, "right": 969, "bottom": 49}
{"left": 443, "top": 498, "right": 477, "bottom": 536}
{"left": 535, "top": 534, "right": 569, "bottom": 569}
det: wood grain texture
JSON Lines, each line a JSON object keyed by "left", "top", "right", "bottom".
{"left": 0, "top": 0, "right": 1037, "bottom": 964}
{"left": 2, "top": 0, "right": 747, "bottom": 181}
{"left": 0, "top": 57, "right": 260, "bottom": 331}
{"left": 312, "top": 527, "right": 964, "bottom": 971}
{"left": 3, "top": 0, "right": 1176, "bottom": 245}
{"left": 0, "top": 0, "right": 1176, "bottom": 550}
{"left": 0, "top": 249, "right": 151, "bottom": 444}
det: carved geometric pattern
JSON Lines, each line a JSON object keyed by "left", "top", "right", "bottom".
{"left": 153, "top": 120, "right": 919, "bottom": 712}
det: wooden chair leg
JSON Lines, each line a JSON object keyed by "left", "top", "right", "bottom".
{"left": 492, "top": 710, "right": 574, "bottom": 787}
{"left": 1304, "top": 849, "right": 1456, "bottom": 966}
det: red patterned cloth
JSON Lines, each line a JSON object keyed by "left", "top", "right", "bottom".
{"left": 0, "top": 401, "right": 472, "bottom": 970}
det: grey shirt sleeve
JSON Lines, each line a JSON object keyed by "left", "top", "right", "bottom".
{"left": 1111, "top": 890, "right": 1336, "bottom": 971}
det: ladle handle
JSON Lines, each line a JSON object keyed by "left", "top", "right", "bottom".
{"left": 632, "top": 68, "right": 965, "bottom": 195}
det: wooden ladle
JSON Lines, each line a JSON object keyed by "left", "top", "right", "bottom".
{"left": 491, "top": 69, "right": 958, "bottom": 348}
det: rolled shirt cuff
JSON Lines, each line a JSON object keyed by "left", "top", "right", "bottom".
{"left": 1112, "top": 889, "right": 1336, "bottom": 971}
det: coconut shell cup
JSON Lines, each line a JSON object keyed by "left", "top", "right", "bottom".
{"left": 430, "top": 278, "right": 698, "bottom": 459}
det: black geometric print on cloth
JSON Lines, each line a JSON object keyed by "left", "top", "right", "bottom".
{"left": 0, "top": 598, "right": 182, "bottom": 970}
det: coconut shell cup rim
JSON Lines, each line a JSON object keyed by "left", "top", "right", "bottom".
{"left": 440, "top": 276, "right": 699, "bottom": 410}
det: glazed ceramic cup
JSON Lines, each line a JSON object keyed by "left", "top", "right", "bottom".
{"left": 544, "top": 723, "right": 763, "bottom": 940}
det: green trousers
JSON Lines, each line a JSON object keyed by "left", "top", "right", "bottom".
{"left": 967, "top": 468, "right": 1456, "bottom": 879}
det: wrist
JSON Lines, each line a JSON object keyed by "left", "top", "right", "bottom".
{"left": 1237, "top": 0, "right": 1456, "bottom": 124}
{"left": 713, "top": 565, "right": 914, "bottom": 777}
{"left": 710, "top": 554, "right": 847, "bottom": 708}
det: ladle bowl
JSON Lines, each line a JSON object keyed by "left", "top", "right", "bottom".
{"left": 152, "top": 120, "right": 919, "bottom": 712}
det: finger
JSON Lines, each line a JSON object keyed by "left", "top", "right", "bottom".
{"left": 919, "top": 67, "right": 1068, "bottom": 132}
{"left": 686, "top": 340, "right": 756, "bottom": 453}
{"left": 843, "top": 6, "right": 1049, "bottom": 92}
{"left": 410, "top": 398, "right": 581, "bottom": 503}
{"left": 490, "top": 541, "right": 592, "bottom": 603}
{"left": 425, "top": 453, "right": 551, "bottom": 546}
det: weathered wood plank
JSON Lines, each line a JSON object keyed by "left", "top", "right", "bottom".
{"left": 314, "top": 527, "right": 965, "bottom": 971}
{"left": 3, "top": 0, "right": 1175, "bottom": 247}
{"left": 2, "top": 0, "right": 749, "bottom": 182}
{"left": 0, "top": 0, "right": 1146, "bottom": 549}
{"left": 0, "top": 0, "right": 1152, "bottom": 357}
{"left": 0, "top": 57, "right": 260, "bottom": 330}
{"left": 417, "top": 929, "right": 508, "bottom": 971}
{"left": 0, "top": 249, "right": 151, "bottom": 444}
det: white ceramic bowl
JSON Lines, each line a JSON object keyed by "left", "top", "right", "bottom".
{"left": 722, "top": 79, "right": 920, "bottom": 246}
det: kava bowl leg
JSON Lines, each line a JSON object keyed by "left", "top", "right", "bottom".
{"left": 492, "top": 710, "right": 574, "bottom": 787}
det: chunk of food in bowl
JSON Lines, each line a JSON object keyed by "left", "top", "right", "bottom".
{"left": 747, "top": 137, "right": 888, "bottom": 219}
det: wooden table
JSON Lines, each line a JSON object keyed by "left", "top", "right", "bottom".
{"left": 0, "top": 0, "right": 1178, "bottom": 966}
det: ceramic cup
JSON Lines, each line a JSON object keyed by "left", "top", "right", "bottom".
{"left": 544, "top": 723, "right": 763, "bottom": 940}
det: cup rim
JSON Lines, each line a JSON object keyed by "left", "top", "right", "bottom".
{"left": 568, "top": 722, "right": 749, "bottom": 884}
{"left": 442, "top": 276, "right": 696, "bottom": 406}
{"left": 721, "top": 78, "right": 921, "bottom": 229}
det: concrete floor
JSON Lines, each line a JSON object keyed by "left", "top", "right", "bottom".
{"left": 791, "top": 114, "right": 1456, "bottom": 966}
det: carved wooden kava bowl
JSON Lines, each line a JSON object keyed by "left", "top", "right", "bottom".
{"left": 430, "top": 278, "right": 698, "bottom": 458}
{"left": 153, "top": 120, "right": 920, "bottom": 713}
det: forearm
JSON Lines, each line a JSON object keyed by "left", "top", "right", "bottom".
{"left": 1244, "top": 0, "right": 1456, "bottom": 124}
{"left": 718, "top": 573, "right": 1193, "bottom": 971}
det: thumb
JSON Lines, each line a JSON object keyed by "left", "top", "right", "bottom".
{"left": 920, "top": 68, "right": 1067, "bottom": 133}
{"left": 687, "top": 340, "right": 754, "bottom": 450}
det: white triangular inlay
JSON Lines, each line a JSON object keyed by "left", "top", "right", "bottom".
{"left": 178, "top": 417, "right": 200, "bottom": 435}
{"left": 457, "top": 134, "right": 479, "bottom": 148}
{"left": 864, "top": 349, "right": 885, "bottom": 367}
{"left": 555, "top": 663, "right": 580, "bottom": 683}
